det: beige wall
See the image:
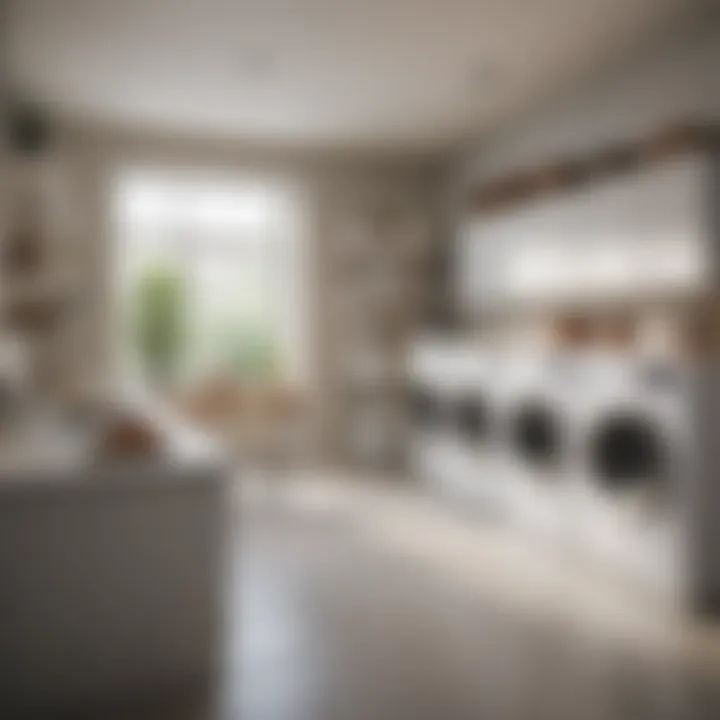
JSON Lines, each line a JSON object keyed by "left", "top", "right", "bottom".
{"left": 54, "top": 123, "right": 440, "bottom": 461}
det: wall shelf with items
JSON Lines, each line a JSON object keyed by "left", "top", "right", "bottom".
{"left": 460, "top": 292, "right": 720, "bottom": 365}
{"left": 0, "top": 97, "right": 79, "bottom": 400}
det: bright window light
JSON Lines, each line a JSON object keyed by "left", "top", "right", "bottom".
{"left": 114, "top": 170, "right": 308, "bottom": 389}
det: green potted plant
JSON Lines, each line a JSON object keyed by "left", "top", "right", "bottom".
{"left": 134, "top": 265, "right": 186, "bottom": 387}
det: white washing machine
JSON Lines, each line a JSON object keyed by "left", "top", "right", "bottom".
{"left": 408, "top": 339, "right": 456, "bottom": 491}
{"left": 494, "top": 352, "right": 577, "bottom": 543}
{"left": 568, "top": 354, "right": 720, "bottom": 608}
{"left": 442, "top": 345, "right": 502, "bottom": 510}
{"left": 408, "top": 340, "right": 500, "bottom": 511}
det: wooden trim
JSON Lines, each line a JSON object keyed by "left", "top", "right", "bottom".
{"left": 468, "top": 121, "right": 719, "bottom": 215}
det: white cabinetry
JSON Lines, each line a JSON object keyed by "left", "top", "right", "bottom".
{"left": 458, "top": 155, "right": 711, "bottom": 316}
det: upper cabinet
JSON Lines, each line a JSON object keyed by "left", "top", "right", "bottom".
{"left": 457, "top": 153, "right": 713, "bottom": 316}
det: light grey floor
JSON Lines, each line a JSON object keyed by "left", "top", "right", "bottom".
{"left": 228, "top": 474, "right": 720, "bottom": 720}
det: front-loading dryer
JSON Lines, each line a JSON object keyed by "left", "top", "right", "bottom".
{"left": 408, "top": 339, "right": 500, "bottom": 511}
{"left": 495, "top": 352, "right": 575, "bottom": 543}
{"left": 569, "top": 354, "right": 708, "bottom": 606}
{"left": 442, "top": 344, "right": 501, "bottom": 511}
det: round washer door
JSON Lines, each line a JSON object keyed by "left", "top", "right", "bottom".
{"left": 588, "top": 410, "right": 667, "bottom": 494}
{"left": 510, "top": 399, "right": 564, "bottom": 471}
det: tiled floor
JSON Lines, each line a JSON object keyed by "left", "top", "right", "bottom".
{"left": 227, "top": 473, "right": 720, "bottom": 720}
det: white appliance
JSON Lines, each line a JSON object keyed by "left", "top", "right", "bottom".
{"left": 494, "top": 352, "right": 576, "bottom": 543}
{"left": 408, "top": 340, "right": 500, "bottom": 510}
{"left": 567, "top": 354, "right": 719, "bottom": 606}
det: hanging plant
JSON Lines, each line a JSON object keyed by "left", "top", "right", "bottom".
{"left": 4, "top": 94, "right": 54, "bottom": 157}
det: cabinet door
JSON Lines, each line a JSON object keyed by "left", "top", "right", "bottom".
{"left": 458, "top": 154, "right": 711, "bottom": 311}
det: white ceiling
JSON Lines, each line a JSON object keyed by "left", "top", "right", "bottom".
{"left": 6, "top": 0, "right": 711, "bottom": 152}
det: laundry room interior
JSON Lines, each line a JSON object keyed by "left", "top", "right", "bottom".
{"left": 2, "top": 2, "right": 720, "bottom": 719}
{"left": 415, "top": 122, "right": 720, "bottom": 611}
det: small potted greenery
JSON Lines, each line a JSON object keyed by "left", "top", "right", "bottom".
{"left": 133, "top": 265, "right": 186, "bottom": 388}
